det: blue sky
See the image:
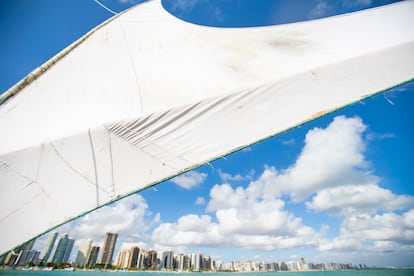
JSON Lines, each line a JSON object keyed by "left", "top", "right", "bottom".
{"left": 1, "top": 0, "right": 413, "bottom": 268}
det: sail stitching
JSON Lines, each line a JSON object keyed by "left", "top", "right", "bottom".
{"left": 107, "top": 123, "right": 194, "bottom": 170}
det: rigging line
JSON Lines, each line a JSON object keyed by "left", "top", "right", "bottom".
{"left": 119, "top": 20, "right": 144, "bottom": 114}
{"left": 93, "top": 0, "right": 118, "bottom": 15}
{"left": 107, "top": 129, "right": 116, "bottom": 196}
{"left": 88, "top": 129, "right": 100, "bottom": 207}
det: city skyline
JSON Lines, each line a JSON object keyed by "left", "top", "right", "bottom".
{"left": 1, "top": 0, "right": 413, "bottom": 268}
{"left": 1, "top": 231, "right": 379, "bottom": 272}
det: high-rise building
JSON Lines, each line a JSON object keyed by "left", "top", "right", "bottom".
{"left": 137, "top": 249, "right": 146, "bottom": 269}
{"left": 144, "top": 250, "right": 157, "bottom": 269}
{"left": 75, "top": 239, "right": 92, "bottom": 267}
{"left": 52, "top": 233, "right": 74, "bottom": 264}
{"left": 39, "top": 231, "right": 58, "bottom": 265}
{"left": 4, "top": 240, "right": 37, "bottom": 267}
{"left": 62, "top": 237, "right": 74, "bottom": 263}
{"left": 99, "top": 232, "right": 118, "bottom": 266}
{"left": 128, "top": 246, "right": 140, "bottom": 268}
{"left": 114, "top": 249, "right": 130, "bottom": 268}
{"left": 85, "top": 245, "right": 100, "bottom": 268}
{"left": 160, "top": 251, "right": 173, "bottom": 270}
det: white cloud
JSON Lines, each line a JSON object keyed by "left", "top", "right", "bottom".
{"left": 195, "top": 196, "right": 206, "bottom": 205}
{"left": 282, "top": 138, "right": 296, "bottom": 146}
{"left": 217, "top": 169, "right": 245, "bottom": 182}
{"left": 72, "top": 194, "right": 159, "bottom": 246}
{"left": 170, "top": 0, "right": 201, "bottom": 12}
{"left": 341, "top": 0, "right": 373, "bottom": 9}
{"left": 170, "top": 171, "right": 207, "bottom": 189}
{"left": 152, "top": 116, "right": 414, "bottom": 254}
{"left": 309, "top": 0, "right": 330, "bottom": 19}
{"left": 152, "top": 214, "right": 222, "bottom": 248}
{"left": 154, "top": 182, "right": 319, "bottom": 251}
{"left": 255, "top": 116, "right": 370, "bottom": 202}
{"left": 306, "top": 184, "right": 414, "bottom": 216}
{"left": 319, "top": 209, "right": 414, "bottom": 252}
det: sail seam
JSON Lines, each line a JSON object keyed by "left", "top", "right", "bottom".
{"left": 88, "top": 129, "right": 100, "bottom": 207}
{"left": 119, "top": 20, "right": 144, "bottom": 114}
{"left": 108, "top": 129, "right": 116, "bottom": 196}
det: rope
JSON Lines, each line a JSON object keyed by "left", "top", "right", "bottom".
{"left": 93, "top": 0, "right": 118, "bottom": 15}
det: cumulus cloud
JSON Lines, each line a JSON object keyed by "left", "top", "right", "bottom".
{"left": 320, "top": 209, "right": 414, "bottom": 252}
{"left": 151, "top": 115, "right": 414, "bottom": 254}
{"left": 306, "top": 184, "right": 414, "bottom": 216}
{"left": 170, "top": 171, "right": 207, "bottom": 189}
{"left": 254, "top": 116, "right": 370, "bottom": 202}
{"left": 152, "top": 214, "right": 222, "bottom": 248}
{"left": 72, "top": 194, "right": 159, "bottom": 246}
{"left": 217, "top": 169, "right": 245, "bottom": 182}
{"left": 153, "top": 181, "right": 319, "bottom": 251}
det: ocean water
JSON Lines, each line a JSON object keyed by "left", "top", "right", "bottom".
{"left": 0, "top": 271, "right": 413, "bottom": 276}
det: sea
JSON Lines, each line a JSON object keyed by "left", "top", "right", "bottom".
{"left": 0, "top": 271, "right": 413, "bottom": 276}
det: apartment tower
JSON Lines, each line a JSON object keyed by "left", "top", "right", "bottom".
{"left": 99, "top": 232, "right": 118, "bottom": 266}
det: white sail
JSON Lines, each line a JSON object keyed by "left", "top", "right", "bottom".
{"left": 0, "top": 0, "right": 413, "bottom": 255}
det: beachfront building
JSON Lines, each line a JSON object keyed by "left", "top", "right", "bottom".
{"left": 128, "top": 246, "right": 140, "bottom": 268}
{"left": 52, "top": 234, "right": 74, "bottom": 264}
{"left": 85, "top": 245, "right": 100, "bottom": 268}
{"left": 99, "top": 232, "right": 118, "bottom": 266}
{"left": 39, "top": 231, "right": 57, "bottom": 265}
{"left": 74, "top": 239, "right": 92, "bottom": 267}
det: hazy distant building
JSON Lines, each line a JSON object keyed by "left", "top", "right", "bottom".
{"left": 86, "top": 245, "right": 100, "bottom": 268}
{"left": 39, "top": 232, "right": 58, "bottom": 265}
{"left": 75, "top": 239, "right": 92, "bottom": 267}
{"left": 99, "top": 232, "right": 118, "bottom": 266}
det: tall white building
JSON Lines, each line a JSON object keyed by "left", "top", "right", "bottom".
{"left": 39, "top": 231, "right": 58, "bottom": 265}
{"left": 74, "top": 239, "right": 92, "bottom": 267}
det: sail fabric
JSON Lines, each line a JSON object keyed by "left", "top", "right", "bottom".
{"left": 1, "top": 0, "right": 414, "bottom": 255}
